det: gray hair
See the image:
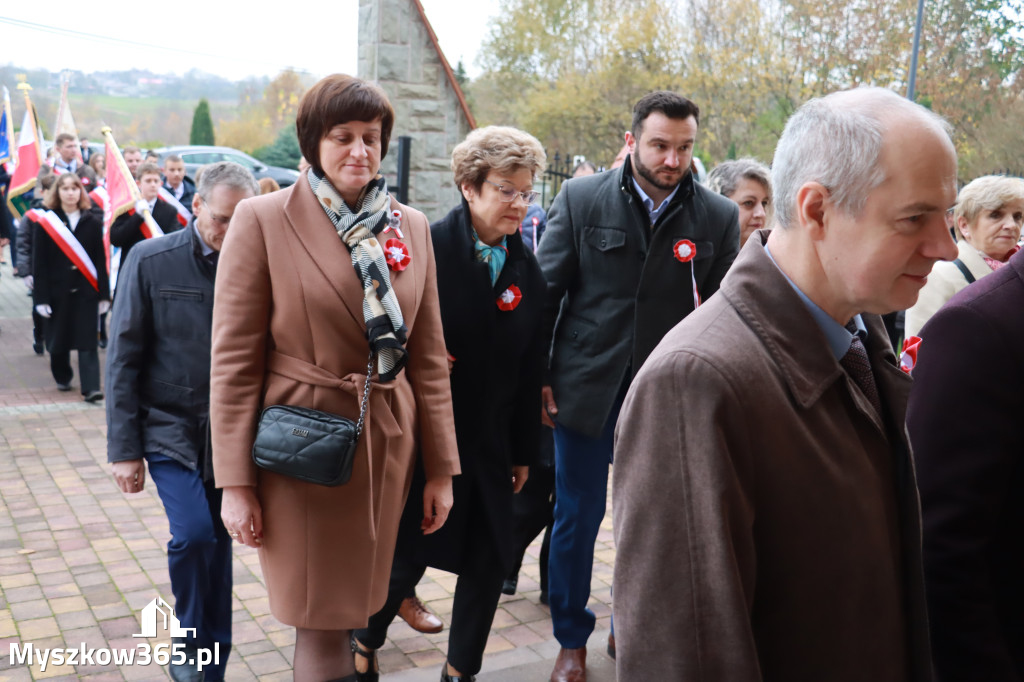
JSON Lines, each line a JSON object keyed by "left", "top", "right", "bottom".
{"left": 953, "top": 174, "right": 1024, "bottom": 239}
{"left": 196, "top": 161, "right": 259, "bottom": 200}
{"left": 771, "top": 87, "right": 953, "bottom": 229}
{"left": 707, "top": 158, "right": 771, "bottom": 199}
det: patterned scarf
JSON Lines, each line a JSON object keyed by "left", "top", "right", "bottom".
{"left": 307, "top": 169, "right": 408, "bottom": 382}
{"left": 983, "top": 244, "right": 1020, "bottom": 272}
{"left": 473, "top": 232, "right": 508, "bottom": 286}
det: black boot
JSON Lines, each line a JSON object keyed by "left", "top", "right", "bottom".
{"left": 350, "top": 634, "right": 379, "bottom": 682}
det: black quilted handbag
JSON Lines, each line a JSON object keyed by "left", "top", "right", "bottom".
{"left": 251, "top": 354, "right": 373, "bottom": 486}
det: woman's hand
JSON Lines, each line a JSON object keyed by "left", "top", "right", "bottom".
{"left": 221, "top": 485, "right": 263, "bottom": 548}
{"left": 512, "top": 466, "right": 529, "bottom": 493}
{"left": 421, "top": 476, "right": 454, "bottom": 535}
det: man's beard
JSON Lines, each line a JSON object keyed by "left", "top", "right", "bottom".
{"left": 633, "top": 151, "right": 684, "bottom": 192}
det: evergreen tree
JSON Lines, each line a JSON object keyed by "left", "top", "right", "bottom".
{"left": 189, "top": 98, "right": 215, "bottom": 145}
{"left": 254, "top": 124, "right": 302, "bottom": 169}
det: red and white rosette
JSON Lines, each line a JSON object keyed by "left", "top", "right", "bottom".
{"left": 900, "top": 336, "right": 922, "bottom": 375}
{"left": 673, "top": 239, "right": 696, "bottom": 263}
{"left": 384, "top": 238, "right": 410, "bottom": 272}
{"left": 673, "top": 239, "right": 701, "bottom": 309}
{"left": 497, "top": 284, "right": 522, "bottom": 311}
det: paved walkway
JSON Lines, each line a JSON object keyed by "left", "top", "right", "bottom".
{"left": 0, "top": 250, "right": 617, "bottom": 681}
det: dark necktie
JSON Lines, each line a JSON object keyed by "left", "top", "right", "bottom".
{"left": 206, "top": 252, "right": 219, "bottom": 269}
{"left": 841, "top": 322, "right": 882, "bottom": 416}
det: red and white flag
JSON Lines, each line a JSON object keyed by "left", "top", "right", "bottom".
{"left": 6, "top": 88, "right": 44, "bottom": 219}
{"left": 101, "top": 127, "right": 162, "bottom": 238}
{"left": 26, "top": 209, "right": 99, "bottom": 292}
{"left": 53, "top": 74, "right": 83, "bottom": 164}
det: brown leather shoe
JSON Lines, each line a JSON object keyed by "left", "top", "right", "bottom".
{"left": 606, "top": 633, "right": 615, "bottom": 659}
{"left": 398, "top": 595, "right": 444, "bottom": 634}
{"left": 550, "top": 647, "right": 586, "bottom": 682}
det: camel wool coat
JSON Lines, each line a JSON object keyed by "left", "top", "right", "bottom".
{"left": 210, "top": 177, "right": 460, "bottom": 629}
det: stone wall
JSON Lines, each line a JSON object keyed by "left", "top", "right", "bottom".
{"left": 358, "top": 0, "right": 474, "bottom": 222}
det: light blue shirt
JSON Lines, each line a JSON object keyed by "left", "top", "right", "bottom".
{"left": 631, "top": 176, "right": 680, "bottom": 225}
{"left": 192, "top": 221, "right": 216, "bottom": 258}
{"left": 764, "top": 244, "right": 867, "bottom": 361}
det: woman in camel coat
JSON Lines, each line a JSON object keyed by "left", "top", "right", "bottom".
{"left": 210, "top": 74, "right": 460, "bottom": 682}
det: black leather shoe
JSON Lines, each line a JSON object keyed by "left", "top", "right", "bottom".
{"left": 501, "top": 575, "right": 518, "bottom": 595}
{"left": 84, "top": 390, "right": 104, "bottom": 403}
{"left": 56, "top": 383, "right": 72, "bottom": 392}
{"left": 169, "top": 638, "right": 204, "bottom": 682}
{"left": 351, "top": 634, "right": 379, "bottom": 682}
{"left": 441, "top": 664, "right": 476, "bottom": 681}
{"left": 539, "top": 590, "right": 549, "bottom": 605}
{"left": 33, "top": 342, "right": 44, "bottom": 355}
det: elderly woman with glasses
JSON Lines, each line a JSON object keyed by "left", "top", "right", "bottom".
{"left": 352, "top": 126, "right": 547, "bottom": 682}
{"left": 906, "top": 174, "right": 1024, "bottom": 337}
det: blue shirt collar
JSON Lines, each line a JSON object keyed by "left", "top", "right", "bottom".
{"left": 192, "top": 220, "right": 216, "bottom": 258}
{"left": 631, "top": 175, "right": 680, "bottom": 224}
{"left": 764, "top": 243, "right": 867, "bottom": 360}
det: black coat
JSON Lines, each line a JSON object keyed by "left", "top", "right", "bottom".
{"left": 32, "top": 208, "right": 110, "bottom": 352}
{"left": 109, "top": 198, "right": 181, "bottom": 271}
{"left": 106, "top": 224, "right": 218, "bottom": 474}
{"left": 407, "top": 202, "right": 546, "bottom": 575}
{"left": 163, "top": 177, "right": 195, "bottom": 211}
{"left": 536, "top": 157, "right": 740, "bottom": 437}
{"left": 907, "top": 249, "right": 1024, "bottom": 680}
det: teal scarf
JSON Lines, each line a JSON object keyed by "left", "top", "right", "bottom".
{"left": 473, "top": 232, "right": 508, "bottom": 286}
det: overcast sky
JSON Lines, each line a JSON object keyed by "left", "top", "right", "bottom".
{"left": 0, "top": 0, "right": 501, "bottom": 82}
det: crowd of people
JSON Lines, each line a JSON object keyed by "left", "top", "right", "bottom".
{"left": 1, "top": 74, "right": 1021, "bottom": 682}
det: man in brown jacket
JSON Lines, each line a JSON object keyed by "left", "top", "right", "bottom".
{"left": 612, "top": 87, "right": 959, "bottom": 680}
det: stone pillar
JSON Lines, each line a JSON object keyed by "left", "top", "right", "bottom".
{"left": 359, "top": 0, "right": 474, "bottom": 221}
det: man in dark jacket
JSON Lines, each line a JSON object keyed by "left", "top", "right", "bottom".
{"left": 163, "top": 154, "right": 196, "bottom": 208}
{"left": 106, "top": 162, "right": 257, "bottom": 682}
{"left": 536, "top": 91, "right": 740, "bottom": 682}
{"left": 907, "top": 249, "right": 1024, "bottom": 680}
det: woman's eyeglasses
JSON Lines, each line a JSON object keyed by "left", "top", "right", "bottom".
{"left": 484, "top": 180, "right": 539, "bottom": 205}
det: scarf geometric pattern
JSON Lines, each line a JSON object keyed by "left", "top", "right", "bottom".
{"left": 307, "top": 169, "right": 408, "bottom": 382}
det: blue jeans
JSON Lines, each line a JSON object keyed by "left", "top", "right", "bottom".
{"left": 145, "top": 454, "right": 232, "bottom": 680}
{"left": 548, "top": 396, "right": 622, "bottom": 648}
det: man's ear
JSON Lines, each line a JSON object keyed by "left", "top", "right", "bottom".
{"left": 624, "top": 130, "right": 637, "bottom": 155}
{"left": 192, "top": 194, "right": 202, "bottom": 215}
{"left": 796, "top": 182, "right": 829, "bottom": 241}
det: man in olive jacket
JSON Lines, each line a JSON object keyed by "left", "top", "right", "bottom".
{"left": 536, "top": 91, "right": 739, "bottom": 682}
{"left": 613, "top": 87, "right": 957, "bottom": 680}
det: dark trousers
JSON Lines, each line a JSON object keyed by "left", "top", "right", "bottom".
{"left": 508, "top": 462, "right": 555, "bottom": 591}
{"left": 32, "top": 309, "right": 45, "bottom": 345}
{"left": 548, "top": 395, "right": 622, "bottom": 648}
{"left": 146, "top": 453, "right": 233, "bottom": 681}
{"left": 356, "top": 535, "right": 506, "bottom": 675}
{"left": 50, "top": 349, "right": 100, "bottom": 394}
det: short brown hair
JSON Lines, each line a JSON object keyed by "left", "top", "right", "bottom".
{"left": 258, "top": 177, "right": 281, "bottom": 194}
{"left": 135, "top": 162, "right": 161, "bottom": 181}
{"left": 451, "top": 126, "right": 546, "bottom": 191}
{"left": 55, "top": 133, "right": 76, "bottom": 147}
{"left": 631, "top": 91, "right": 700, "bottom": 138}
{"left": 44, "top": 172, "right": 92, "bottom": 211}
{"left": 296, "top": 74, "right": 395, "bottom": 175}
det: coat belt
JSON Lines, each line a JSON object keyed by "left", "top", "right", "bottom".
{"left": 265, "top": 350, "right": 402, "bottom": 438}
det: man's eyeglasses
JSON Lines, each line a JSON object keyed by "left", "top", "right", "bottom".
{"left": 484, "top": 180, "right": 539, "bottom": 205}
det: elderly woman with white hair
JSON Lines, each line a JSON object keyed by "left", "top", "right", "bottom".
{"left": 707, "top": 158, "right": 772, "bottom": 246}
{"left": 905, "top": 174, "right": 1024, "bottom": 337}
{"left": 352, "top": 126, "right": 547, "bottom": 682}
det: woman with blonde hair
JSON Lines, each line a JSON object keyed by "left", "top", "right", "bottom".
{"left": 707, "top": 158, "right": 772, "bottom": 246}
{"left": 906, "top": 174, "right": 1024, "bottom": 336}
{"left": 211, "top": 74, "right": 460, "bottom": 682}
{"left": 353, "top": 126, "right": 547, "bottom": 682}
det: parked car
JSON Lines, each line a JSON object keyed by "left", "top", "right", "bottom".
{"left": 152, "top": 145, "right": 300, "bottom": 187}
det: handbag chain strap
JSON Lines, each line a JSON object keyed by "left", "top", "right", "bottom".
{"left": 353, "top": 351, "right": 374, "bottom": 437}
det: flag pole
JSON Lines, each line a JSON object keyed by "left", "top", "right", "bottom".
{"left": 100, "top": 126, "right": 161, "bottom": 236}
